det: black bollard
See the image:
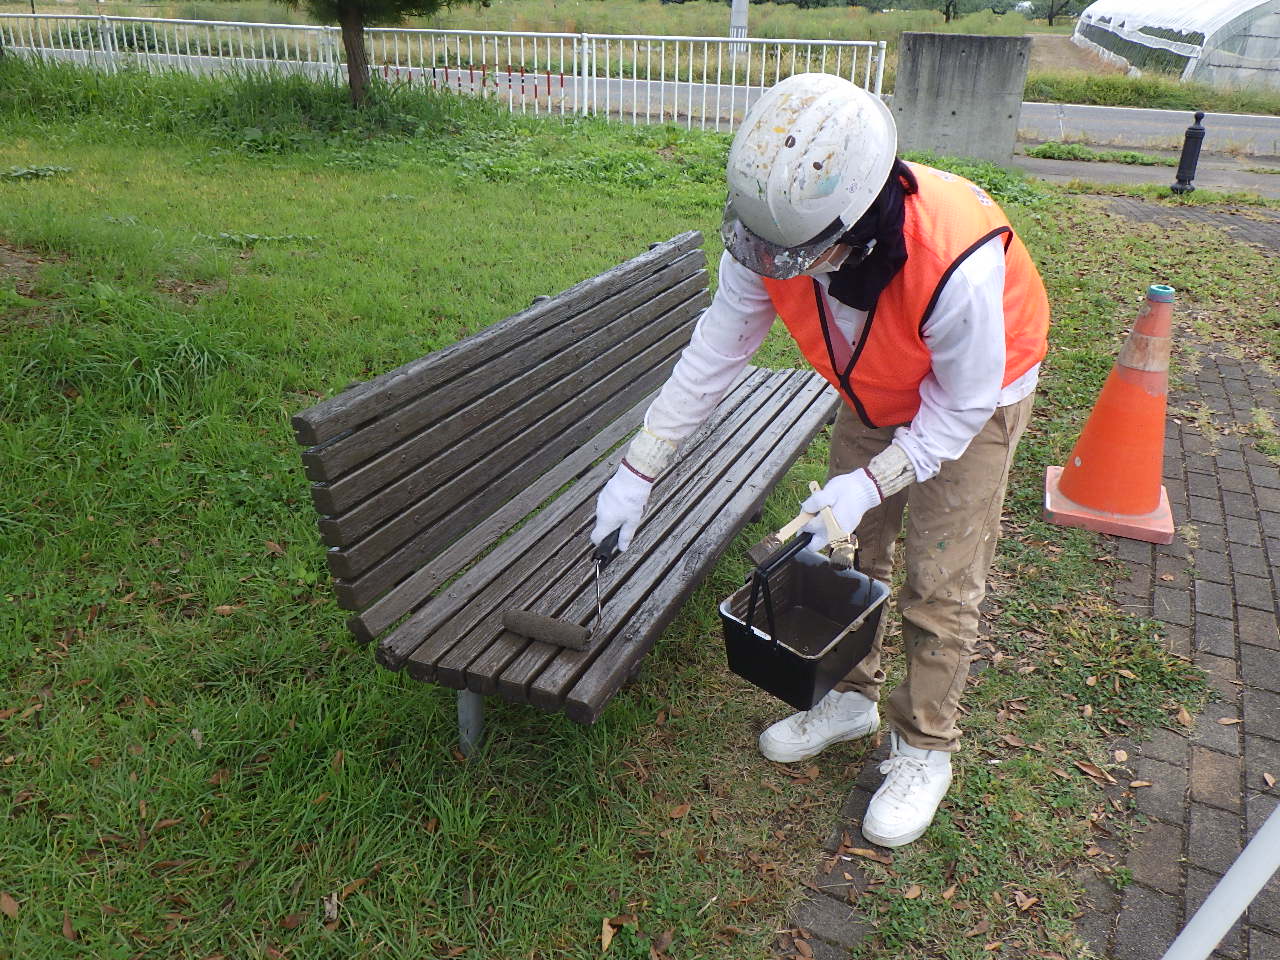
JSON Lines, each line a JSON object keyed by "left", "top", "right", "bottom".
{"left": 1171, "top": 111, "right": 1206, "bottom": 194}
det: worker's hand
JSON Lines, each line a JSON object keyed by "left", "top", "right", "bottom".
{"left": 591, "top": 463, "right": 652, "bottom": 553}
{"left": 801, "top": 468, "right": 882, "bottom": 552}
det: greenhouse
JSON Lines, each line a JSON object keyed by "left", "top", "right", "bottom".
{"left": 1073, "top": 0, "right": 1280, "bottom": 89}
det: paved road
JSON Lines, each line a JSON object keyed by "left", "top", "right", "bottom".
{"left": 1017, "top": 101, "right": 1280, "bottom": 159}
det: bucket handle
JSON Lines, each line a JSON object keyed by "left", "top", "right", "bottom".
{"left": 744, "top": 532, "right": 813, "bottom": 645}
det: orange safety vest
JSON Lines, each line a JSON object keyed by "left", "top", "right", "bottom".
{"left": 762, "top": 162, "right": 1050, "bottom": 428}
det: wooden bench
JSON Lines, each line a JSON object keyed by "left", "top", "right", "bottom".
{"left": 292, "top": 231, "right": 839, "bottom": 752}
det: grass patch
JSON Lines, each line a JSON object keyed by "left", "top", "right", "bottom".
{"left": 1025, "top": 70, "right": 1280, "bottom": 117}
{"left": 1025, "top": 141, "right": 1177, "bottom": 167}
{"left": 1061, "top": 179, "right": 1280, "bottom": 208}
{"left": 0, "top": 60, "right": 1245, "bottom": 959}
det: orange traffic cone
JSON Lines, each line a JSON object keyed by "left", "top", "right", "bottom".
{"left": 1044, "top": 284, "right": 1176, "bottom": 544}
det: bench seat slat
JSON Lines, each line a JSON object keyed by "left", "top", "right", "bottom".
{"left": 292, "top": 231, "right": 703, "bottom": 446}
{"left": 525, "top": 372, "right": 834, "bottom": 711}
{"left": 302, "top": 256, "right": 707, "bottom": 490}
{"left": 439, "top": 370, "right": 781, "bottom": 693}
{"left": 382, "top": 367, "right": 765, "bottom": 678}
{"left": 314, "top": 276, "right": 708, "bottom": 545}
{"left": 348, "top": 391, "right": 654, "bottom": 644}
{"left": 564, "top": 377, "right": 838, "bottom": 722}
{"left": 485, "top": 370, "right": 809, "bottom": 701}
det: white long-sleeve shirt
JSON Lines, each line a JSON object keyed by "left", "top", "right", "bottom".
{"left": 642, "top": 242, "right": 1039, "bottom": 482}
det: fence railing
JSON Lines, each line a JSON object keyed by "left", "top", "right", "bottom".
{"left": 0, "top": 14, "right": 886, "bottom": 130}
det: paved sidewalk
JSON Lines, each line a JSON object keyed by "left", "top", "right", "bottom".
{"left": 1074, "top": 201, "right": 1280, "bottom": 960}
{"left": 777, "top": 201, "right": 1280, "bottom": 959}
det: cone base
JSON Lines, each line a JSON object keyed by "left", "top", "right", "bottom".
{"left": 1043, "top": 466, "right": 1175, "bottom": 545}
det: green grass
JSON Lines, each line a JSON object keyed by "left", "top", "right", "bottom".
{"left": 1024, "top": 140, "right": 1177, "bottom": 167}
{"left": 4, "top": 60, "right": 1268, "bottom": 959}
{"left": 1025, "top": 70, "right": 1280, "bottom": 118}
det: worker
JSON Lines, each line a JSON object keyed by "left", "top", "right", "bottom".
{"left": 591, "top": 73, "right": 1049, "bottom": 848}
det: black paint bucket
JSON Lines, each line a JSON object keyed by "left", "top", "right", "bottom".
{"left": 719, "top": 534, "right": 889, "bottom": 712}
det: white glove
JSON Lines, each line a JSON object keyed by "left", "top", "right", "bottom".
{"left": 801, "top": 468, "right": 882, "bottom": 553}
{"left": 591, "top": 463, "right": 652, "bottom": 552}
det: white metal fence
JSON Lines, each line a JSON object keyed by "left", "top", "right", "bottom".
{"left": 0, "top": 13, "right": 886, "bottom": 130}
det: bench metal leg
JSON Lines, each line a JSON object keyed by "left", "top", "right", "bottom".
{"left": 457, "top": 690, "right": 484, "bottom": 757}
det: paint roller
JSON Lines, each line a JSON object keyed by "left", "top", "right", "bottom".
{"left": 500, "top": 529, "right": 621, "bottom": 650}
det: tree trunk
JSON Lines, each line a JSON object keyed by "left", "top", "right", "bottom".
{"left": 337, "top": 2, "right": 370, "bottom": 108}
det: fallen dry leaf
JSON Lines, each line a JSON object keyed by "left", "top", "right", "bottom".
{"left": 1075, "top": 761, "right": 1118, "bottom": 784}
{"left": 280, "top": 912, "right": 305, "bottom": 929}
{"left": 1015, "top": 892, "right": 1040, "bottom": 912}
{"left": 903, "top": 884, "right": 922, "bottom": 899}
{"left": 312, "top": 792, "right": 330, "bottom": 805}
{"left": 213, "top": 605, "right": 238, "bottom": 616}
{"left": 1114, "top": 749, "right": 1128, "bottom": 763}
{"left": 795, "top": 937, "right": 814, "bottom": 958}
{"left": 0, "top": 708, "right": 18, "bottom": 721}
{"left": 1085, "top": 676, "right": 1098, "bottom": 687}
{"left": 1176, "top": 705, "right": 1194, "bottom": 728}
{"left": 62, "top": 910, "right": 76, "bottom": 941}
{"left": 941, "top": 885, "right": 957, "bottom": 901}
{"left": 1217, "top": 717, "right": 1242, "bottom": 726}
{"left": 601, "top": 916, "right": 616, "bottom": 953}
{"left": 965, "top": 919, "right": 991, "bottom": 938}
{"left": 1117, "top": 669, "right": 1138, "bottom": 680}
{"left": 1130, "top": 780, "right": 1153, "bottom": 788}
{"left": 265, "top": 540, "right": 285, "bottom": 556}
{"left": 1082, "top": 704, "right": 1093, "bottom": 718}
{"left": 1263, "top": 773, "right": 1276, "bottom": 789}
{"left": 1159, "top": 573, "right": 1175, "bottom": 581}
{"left": 332, "top": 749, "right": 344, "bottom": 772}
{"left": 340, "top": 877, "right": 368, "bottom": 899}
{"left": 669, "top": 802, "right": 691, "bottom": 819}
{"left": 0, "top": 892, "right": 18, "bottom": 919}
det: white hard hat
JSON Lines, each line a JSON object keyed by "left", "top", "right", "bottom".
{"left": 721, "top": 73, "right": 897, "bottom": 279}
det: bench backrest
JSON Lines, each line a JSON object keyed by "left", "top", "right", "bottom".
{"left": 292, "top": 231, "right": 710, "bottom": 641}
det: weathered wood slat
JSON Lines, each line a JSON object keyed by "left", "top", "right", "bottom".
{"left": 385, "top": 367, "right": 764, "bottom": 679}
{"left": 422, "top": 511, "right": 596, "bottom": 690}
{"left": 291, "top": 232, "right": 703, "bottom": 446}
{"left": 314, "top": 278, "right": 708, "bottom": 544}
{"left": 527, "top": 373, "right": 833, "bottom": 712}
{"left": 563, "top": 377, "right": 839, "bottom": 723}
{"left": 430, "top": 372, "right": 767, "bottom": 694}
{"left": 490, "top": 370, "right": 807, "bottom": 703}
{"left": 327, "top": 311, "right": 700, "bottom": 602}
{"left": 347, "top": 392, "right": 654, "bottom": 644}
{"left": 420, "top": 369, "right": 773, "bottom": 691}
{"left": 302, "top": 257, "right": 707, "bottom": 489}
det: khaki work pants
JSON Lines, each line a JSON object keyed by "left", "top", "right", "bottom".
{"left": 831, "top": 392, "right": 1035, "bottom": 752}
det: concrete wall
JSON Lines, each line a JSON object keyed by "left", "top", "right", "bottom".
{"left": 892, "top": 33, "right": 1031, "bottom": 165}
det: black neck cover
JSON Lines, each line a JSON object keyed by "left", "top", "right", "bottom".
{"left": 826, "top": 159, "right": 917, "bottom": 312}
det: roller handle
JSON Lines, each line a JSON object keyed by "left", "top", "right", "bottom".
{"left": 594, "top": 528, "right": 622, "bottom": 571}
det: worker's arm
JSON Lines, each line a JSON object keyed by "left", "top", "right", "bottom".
{"left": 592, "top": 252, "right": 776, "bottom": 549}
{"left": 804, "top": 236, "right": 1009, "bottom": 548}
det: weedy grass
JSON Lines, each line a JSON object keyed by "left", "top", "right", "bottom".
{"left": 2, "top": 60, "right": 1261, "bottom": 959}
{"left": 1025, "top": 141, "right": 1177, "bottom": 167}
{"left": 1061, "top": 178, "right": 1280, "bottom": 208}
{"left": 1025, "top": 70, "right": 1280, "bottom": 118}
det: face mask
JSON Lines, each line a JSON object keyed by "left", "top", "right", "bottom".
{"left": 802, "top": 239, "right": 875, "bottom": 277}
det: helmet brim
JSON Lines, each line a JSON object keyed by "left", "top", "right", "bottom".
{"left": 721, "top": 201, "right": 847, "bottom": 280}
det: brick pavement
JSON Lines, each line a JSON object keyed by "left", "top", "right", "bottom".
{"left": 778, "top": 202, "right": 1280, "bottom": 959}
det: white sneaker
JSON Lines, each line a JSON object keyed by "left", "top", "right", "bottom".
{"left": 861, "top": 731, "right": 953, "bottom": 848}
{"left": 758, "top": 690, "right": 880, "bottom": 763}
